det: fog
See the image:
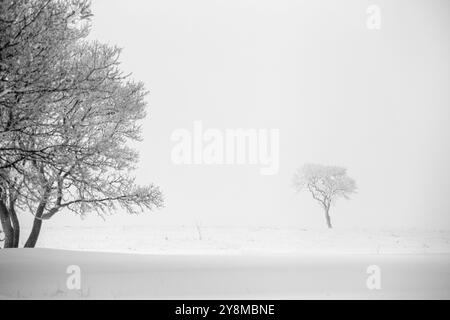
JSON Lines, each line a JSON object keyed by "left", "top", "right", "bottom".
{"left": 22, "top": 0, "right": 450, "bottom": 230}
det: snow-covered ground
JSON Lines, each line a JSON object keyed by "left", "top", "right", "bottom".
{"left": 1, "top": 226, "right": 450, "bottom": 299}
{"left": 0, "top": 249, "right": 449, "bottom": 299}
{"left": 19, "top": 225, "right": 450, "bottom": 254}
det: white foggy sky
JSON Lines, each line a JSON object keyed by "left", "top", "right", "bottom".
{"left": 30, "top": 0, "right": 450, "bottom": 229}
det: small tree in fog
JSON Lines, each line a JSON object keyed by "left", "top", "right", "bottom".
{"left": 292, "top": 164, "right": 356, "bottom": 228}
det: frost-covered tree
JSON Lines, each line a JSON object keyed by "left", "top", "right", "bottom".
{"left": 0, "top": 0, "right": 163, "bottom": 248}
{"left": 0, "top": 0, "right": 92, "bottom": 168}
{"left": 292, "top": 164, "right": 357, "bottom": 228}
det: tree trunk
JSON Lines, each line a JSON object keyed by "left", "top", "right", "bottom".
{"left": 10, "top": 206, "right": 20, "bottom": 247}
{"left": 0, "top": 200, "right": 14, "bottom": 248}
{"left": 324, "top": 207, "right": 332, "bottom": 229}
{"left": 24, "top": 200, "right": 47, "bottom": 248}
{"left": 24, "top": 214, "right": 44, "bottom": 248}
{"left": 24, "top": 218, "right": 42, "bottom": 248}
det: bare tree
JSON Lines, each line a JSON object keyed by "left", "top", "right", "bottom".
{"left": 292, "top": 164, "right": 357, "bottom": 228}
{"left": 0, "top": 1, "right": 163, "bottom": 248}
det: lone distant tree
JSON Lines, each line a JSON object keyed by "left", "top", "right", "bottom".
{"left": 292, "top": 164, "right": 356, "bottom": 228}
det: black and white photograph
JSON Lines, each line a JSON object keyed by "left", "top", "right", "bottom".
{"left": 1, "top": 0, "right": 450, "bottom": 307}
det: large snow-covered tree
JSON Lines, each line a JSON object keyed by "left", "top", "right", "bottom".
{"left": 0, "top": 0, "right": 163, "bottom": 248}
{"left": 292, "top": 164, "right": 357, "bottom": 228}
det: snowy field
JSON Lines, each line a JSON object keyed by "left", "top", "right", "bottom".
{"left": 17, "top": 225, "right": 450, "bottom": 254}
{"left": 1, "top": 226, "right": 450, "bottom": 299}
{"left": 0, "top": 249, "right": 449, "bottom": 299}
